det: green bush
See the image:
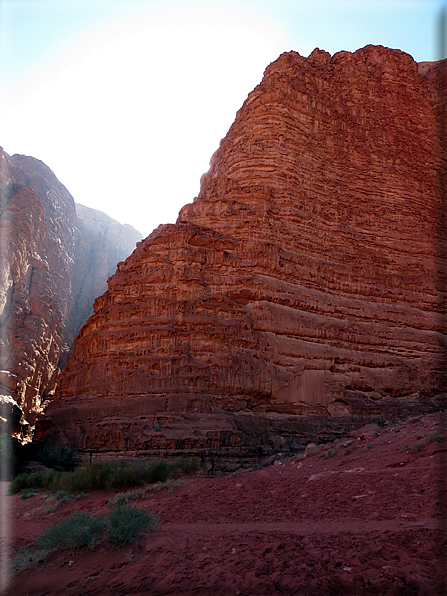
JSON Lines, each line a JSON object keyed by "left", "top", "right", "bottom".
{"left": 9, "top": 472, "right": 44, "bottom": 494}
{"left": 324, "top": 448, "right": 337, "bottom": 459}
{"left": 20, "top": 489, "right": 38, "bottom": 500}
{"left": 107, "top": 505, "right": 159, "bottom": 546}
{"left": 146, "top": 460, "right": 170, "bottom": 483}
{"left": 363, "top": 443, "right": 372, "bottom": 452}
{"left": 35, "top": 512, "right": 106, "bottom": 551}
{"left": 9, "top": 457, "right": 199, "bottom": 495}
{"left": 175, "top": 457, "right": 199, "bottom": 476}
{"left": 13, "top": 506, "right": 160, "bottom": 573}
{"left": 38, "top": 443, "right": 75, "bottom": 471}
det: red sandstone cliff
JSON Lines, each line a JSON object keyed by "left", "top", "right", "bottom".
{"left": 0, "top": 149, "right": 142, "bottom": 437}
{"left": 67, "top": 203, "right": 143, "bottom": 366}
{"left": 37, "top": 46, "right": 447, "bottom": 470}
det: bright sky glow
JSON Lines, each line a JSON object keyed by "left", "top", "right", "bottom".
{"left": 0, "top": 0, "right": 444, "bottom": 237}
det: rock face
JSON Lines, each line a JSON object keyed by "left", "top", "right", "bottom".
{"left": 38, "top": 46, "right": 446, "bottom": 470}
{"left": 0, "top": 149, "right": 142, "bottom": 437}
{"left": 68, "top": 203, "right": 143, "bottom": 363}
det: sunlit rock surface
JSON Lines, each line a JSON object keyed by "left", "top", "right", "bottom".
{"left": 37, "top": 46, "right": 446, "bottom": 469}
{"left": 0, "top": 149, "right": 142, "bottom": 437}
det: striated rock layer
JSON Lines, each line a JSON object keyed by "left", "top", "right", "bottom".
{"left": 39, "top": 46, "right": 447, "bottom": 471}
{"left": 67, "top": 203, "right": 143, "bottom": 367}
{"left": 0, "top": 149, "right": 142, "bottom": 437}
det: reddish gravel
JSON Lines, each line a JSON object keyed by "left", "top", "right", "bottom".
{"left": 3, "top": 412, "right": 447, "bottom": 595}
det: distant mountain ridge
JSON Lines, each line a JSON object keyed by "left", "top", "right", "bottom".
{"left": 0, "top": 148, "right": 142, "bottom": 438}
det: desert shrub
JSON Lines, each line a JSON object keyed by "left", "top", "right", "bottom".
{"left": 174, "top": 457, "right": 199, "bottom": 476}
{"left": 54, "top": 490, "right": 72, "bottom": 502}
{"left": 9, "top": 473, "right": 29, "bottom": 494}
{"left": 12, "top": 547, "right": 48, "bottom": 573}
{"left": 9, "top": 471, "right": 44, "bottom": 494}
{"left": 363, "top": 443, "right": 372, "bottom": 452}
{"left": 108, "top": 488, "right": 146, "bottom": 507}
{"left": 403, "top": 441, "right": 424, "bottom": 454}
{"left": 35, "top": 512, "right": 106, "bottom": 551}
{"left": 38, "top": 443, "right": 76, "bottom": 471}
{"left": 145, "top": 460, "right": 170, "bottom": 483}
{"left": 407, "top": 416, "right": 421, "bottom": 424}
{"left": 305, "top": 445, "right": 320, "bottom": 458}
{"left": 20, "top": 488, "right": 38, "bottom": 500}
{"left": 9, "top": 457, "right": 198, "bottom": 495}
{"left": 44, "top": 490, "right": 89, "bottom": 513}
{"left": 107, "top": 505, "right": 159, "bottom": 546}
{"left": 151, "top": 478, "right": 185, "bottom": 495}
{"left": 324, "top": 448, "right": 337, "bottom": 459}
{"left": 425, "top": 432, "right": 442, "bottom": 445}
{"left": 411, "top": 441, "right": 425, "bottom": 454}
{"left": 108, "top": 492, "right": 131, "bottom": 508}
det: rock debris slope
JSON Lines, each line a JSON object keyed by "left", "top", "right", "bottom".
{"left": 0, "top": 149, "right": 142, "bottom": 437}
{"left": 38, "top": 46, "right": 447, "bottom": 468}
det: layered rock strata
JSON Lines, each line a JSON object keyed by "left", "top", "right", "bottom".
{"left": 0, "top": 149, "right": 142, "bottom": 436}
{"left": 67, "top": 203, "right": 143, "bottom": 366}
{"left": 38, "top": 46, "right": 447, "bottom": 470}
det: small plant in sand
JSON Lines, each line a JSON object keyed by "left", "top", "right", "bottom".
{"left": 305, "top": 444, "right": 320, "bottom": 458}
{"left": 20, "top": 488, "right": 39, "bottom": 500}
{"left": 13, "top": 547, "right": 49, "bottom": 573}
{"left": 149, "top": 477, "right": 185, "bottom": 495}
{"left": 363, "top": 443, "right": 372, "bottom": 452}
{"left": 425, "top": 431, "right": 442, "bottom": 445}
{"left": 324, "top": 448, "right": 337, "bottom": 459}
{"left": 108, "top": 488, "right": 147, "bottom": 507}
{"left": 13, "top": 504, "right": 161, "bottom": 572}
{"left": 107, "top": 505, "right": 160, "bottom": 546}
{"left": 44, "top": 490, "right": 88, "bottom": 513}
{"left": 294, "top": 453, "right": 306, "bottom": 461}
{"left": 35, "top": 512, "right": 106, "bottom": 551}
{"left": 407, "top": 416, "right": 421, "bottom": 424}
{"left": 403, "top": 441, "right": 424, "bottom": 454}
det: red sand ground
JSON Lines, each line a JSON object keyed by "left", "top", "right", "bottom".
{"left": 3, "top": 412, "right": 447, "bottom": 595}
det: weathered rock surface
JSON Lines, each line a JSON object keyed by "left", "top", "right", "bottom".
{"left": 38, "top": 46, "right": 447, "bottom": 469}
{"left": 69, "top": 203, "right": 143, "bottom": 363}
{"left": 0, "top": 149, "right": 142, "bottom": 436}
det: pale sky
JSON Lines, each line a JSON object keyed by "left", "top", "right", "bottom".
{"left": 0, "top": 0, "right": 444, "bottom": 237}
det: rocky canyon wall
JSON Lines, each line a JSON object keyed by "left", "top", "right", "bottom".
{"left": 37, "top": 46, "right": 447, "bottom": 470}
{"left": 0, "top": 149, "right": 142, "bottom": 437}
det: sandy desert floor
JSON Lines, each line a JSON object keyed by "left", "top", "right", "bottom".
{"left": 3, "top": 411, "right": 447, "bottom": 595}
